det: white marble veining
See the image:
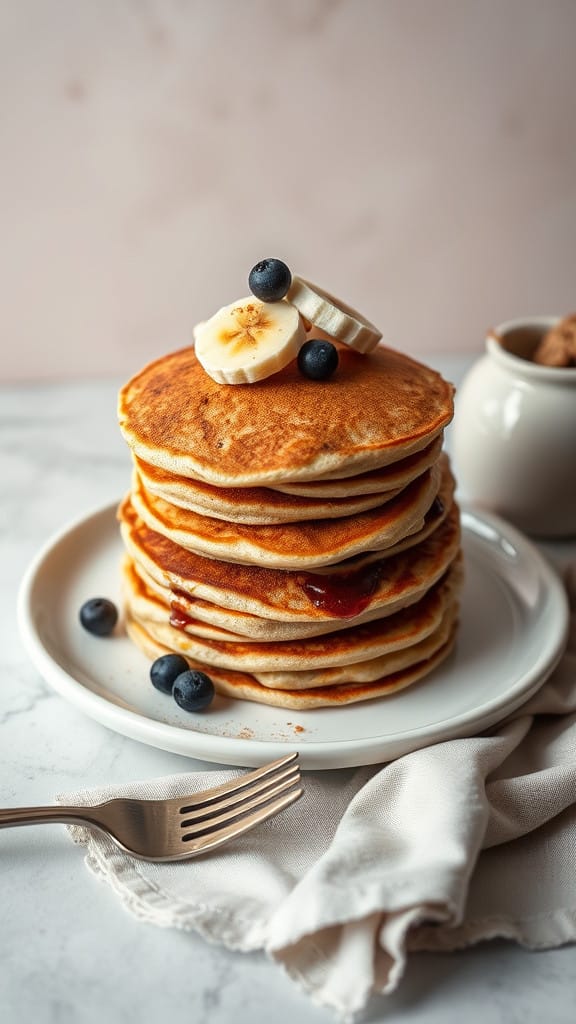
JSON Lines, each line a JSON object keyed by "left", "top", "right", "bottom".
{"left": 1, "top": 359, "right": 575, "bottom": 1023}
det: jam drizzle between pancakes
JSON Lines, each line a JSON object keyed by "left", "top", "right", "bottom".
{"left": 168, "top": 494, "right": 446, "bottom": 628}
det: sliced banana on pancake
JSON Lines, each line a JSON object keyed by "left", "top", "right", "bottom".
{"left": 287, "top": 276, "right": 382, "bottom": 354}
{"left": 194, "top": 296, "right": 305, "bottom": 384}
{"left": 192, "top": 320, "right": 206, "bottom": 341}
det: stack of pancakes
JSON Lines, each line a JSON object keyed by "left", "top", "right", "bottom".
{"left": 117, "top": 343, "right": 462, "bottom": 709}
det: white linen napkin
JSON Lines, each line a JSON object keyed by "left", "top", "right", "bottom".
{"left": 58, "top": 576, "right": 576, "bottom": 1021}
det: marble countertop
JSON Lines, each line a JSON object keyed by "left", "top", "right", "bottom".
{"left": 1, "top": 357, "right": 575, "bottom": 1024}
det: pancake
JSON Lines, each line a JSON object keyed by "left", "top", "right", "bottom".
{"left": 127, "top": 556, "right": 391, "bottom": 641}
{"left": 118, "top": 460, "right": 455, "bottom": 627}
{"left": 126, "top": 530, "right": 459, "bottom": 642}
{"left": 118, "top": 490, "right": 460, "bottom": 628}
{"left": 128, "top": 550, "right": 452, "bottom": 642}
{"left": 252, "top": 603, "right": 458, "bottom": 688}
{"left": 118, "top": 344, "right": 454, "bottom": 486}
{"left": 129, "top": 460, "right": 443, "bottom": 569}
{"left": 123, "top": 553, "right": 462, "bottom": 673}
{"left": 273, "top": 434, "right": 444, "bottom": 498}
{"left": 127, "top": 594, "right": 458, "bottom": 687}
{"left": 134, "top": 455, "right": 404, "bottom": 524}
{"left": 121, "top": 558, "right": 250, "bottom": 644}
{"left": 125, "top": 614, "right": 458, "bottom": 709}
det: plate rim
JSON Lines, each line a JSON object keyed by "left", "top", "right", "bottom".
{"left": 17, "top": 500, "right": 570, "bottom": 769}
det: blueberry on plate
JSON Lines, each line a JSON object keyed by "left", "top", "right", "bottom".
{"left": 298, "top": 339, "right": 339, "bottom": 381}
{"left": 79, "top": 597, "right": 118, "bottom": 637}
{"left": 248, "top": 259, "right": 292, "bottom": 302}
{"left": 172, "top": 670, "right": 215, "bottom": 712}
{"left": 150, "top": 653, "right": 190, "bottom": 695}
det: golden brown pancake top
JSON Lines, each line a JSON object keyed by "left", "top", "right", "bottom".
{"left": 118, "top": 344, "right": 454, "bottom": 485}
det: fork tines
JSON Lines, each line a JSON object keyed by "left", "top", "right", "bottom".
{"left": 178, "top": 752, "right": 302, "bottom": 847}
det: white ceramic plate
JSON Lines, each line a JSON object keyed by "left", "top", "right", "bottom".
{"left": 18, "top": 503, "right": 569, "bottom": 770}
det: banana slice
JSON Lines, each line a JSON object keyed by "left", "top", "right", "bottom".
{"left": 192, "top": 320, "right": 206, "bottom": 342}
{"left": 194, "top": 296, "right": 305, "bottom": 385}
{"left": 287, "top": 276, "right": 382, "bottom": 354}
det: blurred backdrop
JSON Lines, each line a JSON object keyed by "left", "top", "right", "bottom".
{"left": 1, "top": 0, "right": 576, "bottom": 380}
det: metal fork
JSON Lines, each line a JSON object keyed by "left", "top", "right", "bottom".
{"left": 0, "top": 753, "right": 302, "bottom": 861}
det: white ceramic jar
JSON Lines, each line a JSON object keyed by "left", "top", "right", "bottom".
{"left": 452, "top": 317, "right": 576, "bottom": 538}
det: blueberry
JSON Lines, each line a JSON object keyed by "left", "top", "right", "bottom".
{"left": 248, "top": 259, "right": 291, "bottom": 302}
{"left": 79, "top": 597, "right": 118, "bottom": 637}
{"left": 173, "top": 670, "right": 215, "bottom": 712}
{"left": 150, "top": 653, "right": 190, "bottom": 695}
{"left": 297, "top": 339, "right": 339, "bottom": 381}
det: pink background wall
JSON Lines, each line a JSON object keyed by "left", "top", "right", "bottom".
{"left": 2, "top": 0, "right": 576, "bottom": 380}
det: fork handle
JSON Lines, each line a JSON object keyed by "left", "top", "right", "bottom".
{"left": 0, "top": 805, "right": 101, "bottom": 829}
